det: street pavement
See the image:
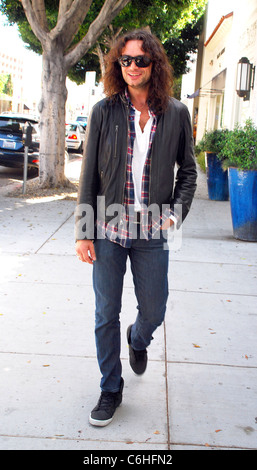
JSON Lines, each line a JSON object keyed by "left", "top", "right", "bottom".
{"left": 0, "top": 159, "right": 256, "bottom": 451}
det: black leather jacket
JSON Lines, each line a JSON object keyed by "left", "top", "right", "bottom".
{"left": 76, "top": 94, "right": 197, "bottom": 239}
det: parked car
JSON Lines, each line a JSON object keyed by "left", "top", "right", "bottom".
{"left": 75, "top": 115, "right": 88, "bottom": 128}
{"left": 0, "top": 114, "right": 39, "bottom": 169}
{"left": 65, "top": 122, "right": 85, "bottom": 153}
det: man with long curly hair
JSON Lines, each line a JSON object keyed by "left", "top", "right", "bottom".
{"left": 75, "top": 29, "right": 197, "bottom": 427}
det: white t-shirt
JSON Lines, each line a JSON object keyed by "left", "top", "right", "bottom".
{"left": 131, "top": 107, "right": 177, "bottom": 227}
{"left": 132, "top": 108, "right": 153, "bottom": 212}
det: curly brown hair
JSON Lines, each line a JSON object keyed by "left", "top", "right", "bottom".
{"left": 103, "top": 29, "right": 174, "bottom": 114}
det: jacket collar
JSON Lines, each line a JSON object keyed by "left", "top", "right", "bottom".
{"left": 123, "top": 88, "right": 156, "bottom": 118}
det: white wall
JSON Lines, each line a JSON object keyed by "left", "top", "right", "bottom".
{"left": 195, "top": 0, "right": 257, "bottom": 142}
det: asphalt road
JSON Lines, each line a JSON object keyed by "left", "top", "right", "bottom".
{"left": 0, "top": 152, "right": 82, "bottom": 189}
{"left": 0, "top": 165, "right": 38, "bottom": 188}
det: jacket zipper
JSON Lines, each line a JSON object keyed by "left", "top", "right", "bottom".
{"left": 120, "top": 104, "right": 129, "bottom": 226}
{"left": 149, "top": 137, "right": 154, "bottom": 205}
{"left": 114, "top": 125, "right": 118, "bottom": 158}
{"left": 149, "top": 115, "right": 161, "bottom": 205}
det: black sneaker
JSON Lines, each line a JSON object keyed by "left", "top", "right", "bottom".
{"left": 89, "top": 378, "right": 124, "bottom": 427}
{"left": 127, "top": 325, "right": 148, "bottom": 375}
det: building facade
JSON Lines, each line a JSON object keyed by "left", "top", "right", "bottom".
{"left": 0, "top": 50, "right": 25, "bottom": 113}
{"left": 0, "top": 51, "right": 23, "bottom": 81}
{"left": 181, "top": 0, "right": 257, "bottom": 143}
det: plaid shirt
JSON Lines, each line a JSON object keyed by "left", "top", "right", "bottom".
{"left": 97, "top": 91, "right": 171, "bottom": 248}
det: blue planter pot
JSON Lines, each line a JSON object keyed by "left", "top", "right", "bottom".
{"left": 205, "top": 152, "right": 229, "bottom": 201}
{"left": 228, "top": 167, "right": 257, "bottom": 241}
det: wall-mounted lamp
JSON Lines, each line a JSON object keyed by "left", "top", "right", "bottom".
{"left": 236, "top": 57, "right": 255, "bottom": 101}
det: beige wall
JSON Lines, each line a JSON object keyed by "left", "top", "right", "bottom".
{"left": 183, "top": 0, "right": 257, "bottom": 143}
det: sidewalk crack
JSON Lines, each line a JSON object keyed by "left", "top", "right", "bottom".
{"left": 34, "top": 211, "right": 74, "bottom": 254}
{"left": 164, "top": 320, "right": 171, "bottom": 450}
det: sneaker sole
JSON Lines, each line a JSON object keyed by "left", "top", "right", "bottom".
{"left": 89, "top": 414, "right": 114, "bottom": 427}
{"left": 89, "top": 402, "right": 122, "bottom": 427}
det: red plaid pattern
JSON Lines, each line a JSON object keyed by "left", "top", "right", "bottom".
{"left": 97, "top": 91, "right": 171, "bottom": 247}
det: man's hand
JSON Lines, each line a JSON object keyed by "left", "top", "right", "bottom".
{"left": 161, "top": 218, "right": 174, "bottom": 230}
{"left": 76, "top": 240, "right": 96, "bottom": 265}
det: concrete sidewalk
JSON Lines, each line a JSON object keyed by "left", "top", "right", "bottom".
{"left": 0, "top": 161, "right": 256, "bottom": 450}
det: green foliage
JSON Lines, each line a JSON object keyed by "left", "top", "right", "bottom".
{"left": 163, "top": 18, "right": 203, "bottom": 77}
{"left": 0, "top": 0, "right": 207, "bottom": 85}
{"left": 172, "top": 0, "right": 207, "bottom": 33}
{"left": 0, "top": 73, "right": 13, "bottom": 96}
{"left": 195, "top": 151, "right": 206, "bottom": 173}
{"left": 221, "top": 120, "right": 257, "bottom": 171}
{"left": 172, "top": 76, "right": 182, "bottom": 100}
{"left": 195, "top": 129, "right": 229, "bottom": 157}
{"left": 68, "top": 52, "right": 101, "bottom": 84}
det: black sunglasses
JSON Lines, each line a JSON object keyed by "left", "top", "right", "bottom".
{"left": 118, "top": 55, "right": 152, "bottom": 68}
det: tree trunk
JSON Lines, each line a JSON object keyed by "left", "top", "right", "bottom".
{"left": 20, "top": 0, "right": 132, "bottom": 188}
{"left": 38, "top": 41, "right": 69, "bottom": 188}
{"left": 95, "top": 43, "right": 106, "bottom": 76}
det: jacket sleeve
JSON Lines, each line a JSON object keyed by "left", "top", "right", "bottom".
{"left": 75, "top": 103, "right": 102, "bottom": 241}
{"left": 171, "top": 104, "right": 197, "bottom": 227}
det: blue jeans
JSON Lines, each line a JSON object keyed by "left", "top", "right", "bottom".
{"left": 92, "top": 230, "right": 169, "bottom": 392}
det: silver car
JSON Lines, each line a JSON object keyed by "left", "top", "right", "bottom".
{"left": 65, "top": 122, "right": 85, "bottom": 153}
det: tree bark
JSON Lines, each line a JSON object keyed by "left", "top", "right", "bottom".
{"left": 20, "top": 0, "right": 131, "bottom": 188}
{"left": 94, "top": 26, "right": 124, "bottom": 76}
{"left": 38, "top": 39, "right": 69, "bottom": 187}
{"left": 95, "top": 43, "right": 106, "bottom": 77}
{"left": 31, "top": 0, "right": 49, "bottom": 31}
